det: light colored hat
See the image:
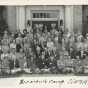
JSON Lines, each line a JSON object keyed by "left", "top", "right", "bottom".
{"left": 51, "top": 23, "right": 56, "bottom": 26}
{"left": 10, "top": 44, "right": 16, "bottom": 49}
{"left": 39, "top": 24, "right": 43, "bottom": 27}
{"left": 64, "top": 51, "right": 69, "bottom": 56}
{"left": 86, "top": 33, "right": 88, "bottom": 36}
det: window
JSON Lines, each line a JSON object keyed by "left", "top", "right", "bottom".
{"left": 32, "top": 13, "right": 50, "bottom": 18}
{"left": 32, "top": 10, "right": 59, "bottom": 18}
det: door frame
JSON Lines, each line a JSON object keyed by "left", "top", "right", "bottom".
{"left": 30, "top": 9, "right": 60, "bottom": 29}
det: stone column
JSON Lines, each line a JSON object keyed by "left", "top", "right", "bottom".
{"left": 73, "top": 6, "right": 82, "bottom": 34}
{"left": 25, "top": 6, "right": 32, "bottom": 32}
{"left": 7, "top": 6, "right": 16, "bottom": 32}
{"left": 65, "top": 5, "right": 82, "bottom": 34}
{"left": 59, "top": 6, "right": 65, "bottom": 31}
{"left": 16, "top": 6, "right": 26, "bottom": 33}
{"left": 65, "top": 6, "right": 74, "bottom": 33}
{"left": 25, "top": 6, "right": 31, "bottom": 25}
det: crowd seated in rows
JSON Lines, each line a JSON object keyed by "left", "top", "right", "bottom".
{"left": 0, "top": 23, "right": 88, "bottom": 74}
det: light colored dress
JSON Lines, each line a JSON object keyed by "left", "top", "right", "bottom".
{"left": 16, "top": 53, "right": 27, "bottom": 69}
{"left": 1, "top": 53, "right": 10, "bottom": 72}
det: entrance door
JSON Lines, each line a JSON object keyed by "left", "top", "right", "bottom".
{"left": 32, "top": 21, "right": 58, "bottom": 32}
{"left": 31, "top": 10, "right": 59, "bottom": 32}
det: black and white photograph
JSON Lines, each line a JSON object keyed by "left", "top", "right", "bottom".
{"left": 0, "top": 5, "right": 88, "bottom": 77}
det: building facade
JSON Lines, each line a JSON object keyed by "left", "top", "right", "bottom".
{"left": 2, "top": 5, "right": 84, "bottom": 33}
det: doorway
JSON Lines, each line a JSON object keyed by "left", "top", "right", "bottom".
{"left": 32, "top": 21, "right": 58, "bottom": 32}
